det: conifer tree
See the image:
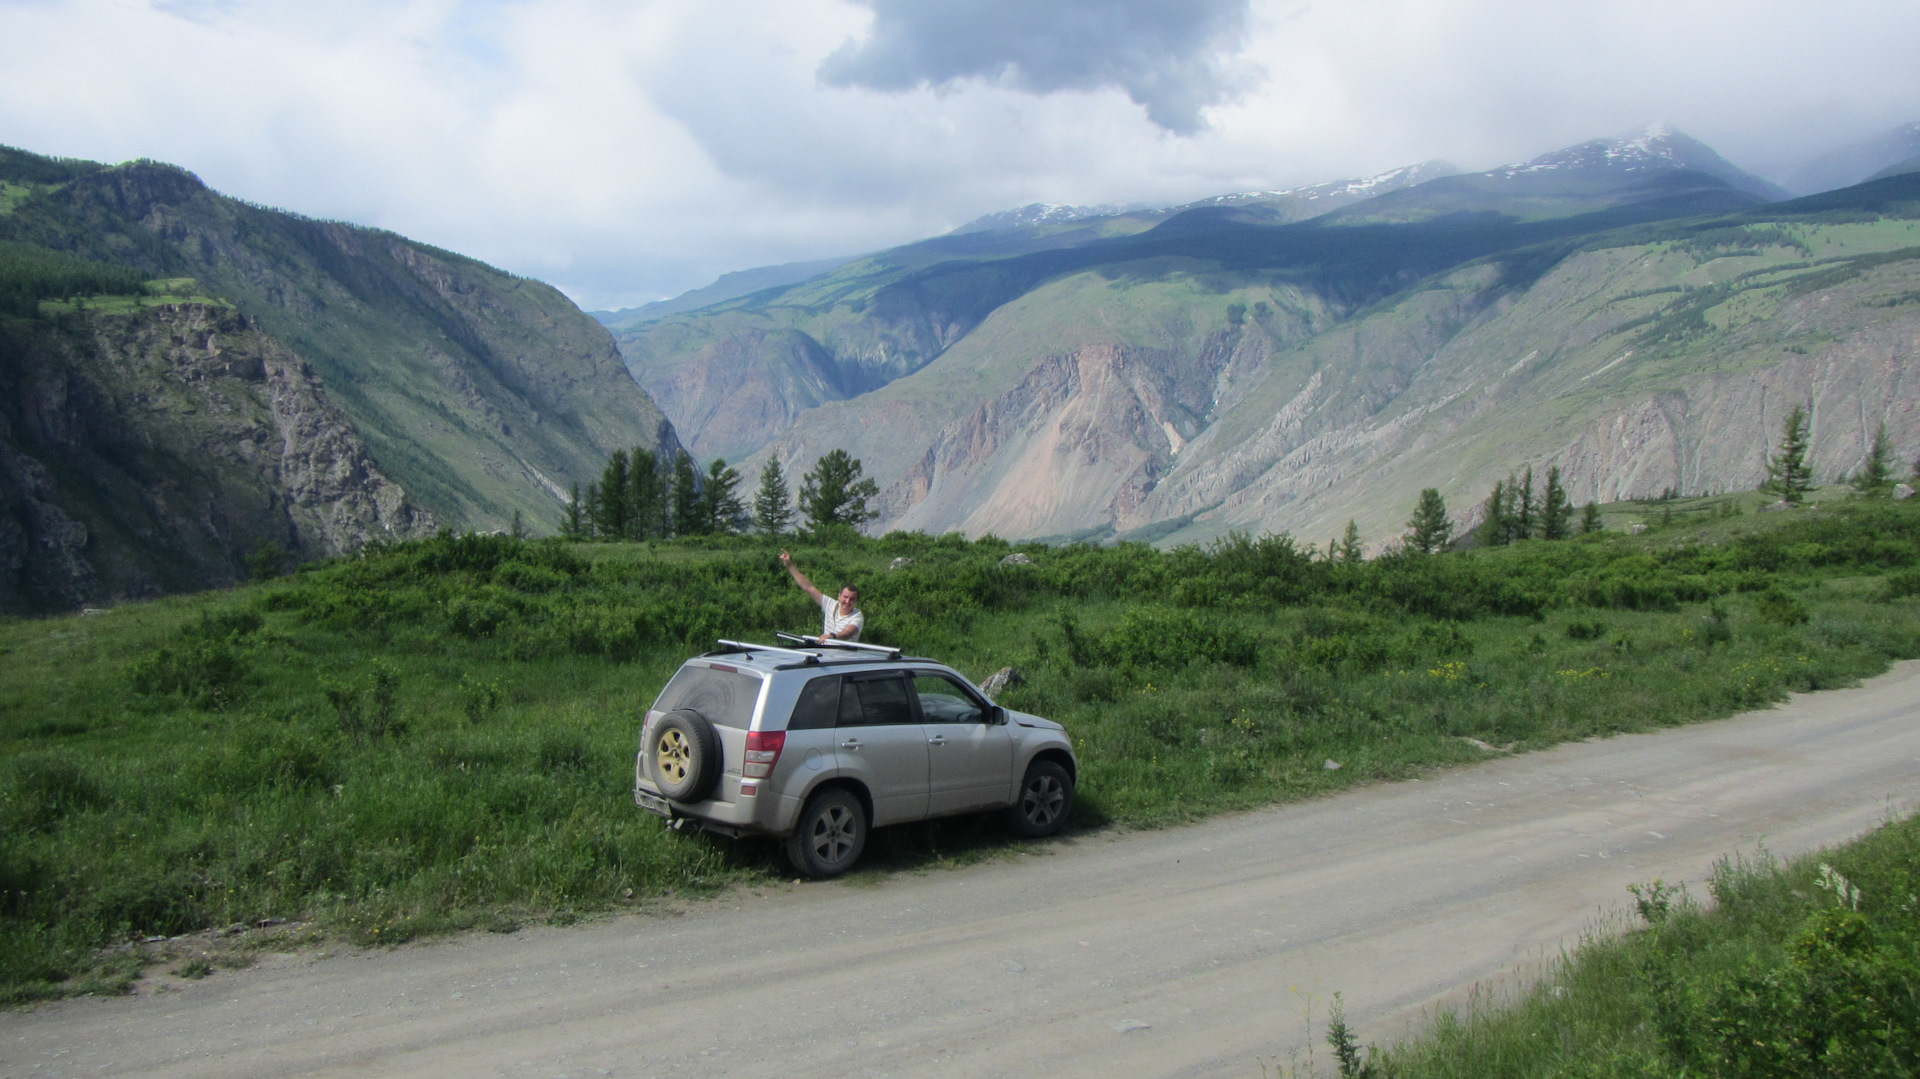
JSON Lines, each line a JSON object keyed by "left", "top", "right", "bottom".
{"left": 1580, "top": 501, "right": 1603, "bottom": 534}
{"left": 562, "top": 482, "right": 584, "bottom": 538}
{"left": 1764, "top": 404, "right": 1813, "bottom": 503}
{"left": 800, "top": 449, "right": 879, "bottom": 531}
{"left": 1337, "top": 519, "right": 1364, "bottom": 562}
{"left": 669, "top": 453, "right": 701, "bottom": 535}
{"left": 700, "top": 459, "right": 747, "bottom": 533}
{"left": 752, "top": 458, "right": 794, "bottom": 535}
{"left": 1513, "top": 466, "right": 1535, "bottom": 542}
{"left": 1541, "top": 466, "right": 1574, "bottom": 540}
{"left": 1405, "top": 488, "right": 1451, "bottom": 555}
{"left": 1478, "top": 480, "right": 1509, "bottom": 547}
{"left": 582, "top": 482, "right": 603, "bottom": 539}
{"left": 629, "top": 449, "right": 663, "bottom": 539}
{"left": 597, "top": 451, "right": 632, "bottom": 538}
{"left": 1851, "top": 422, "right": 1894, "bottom": 497}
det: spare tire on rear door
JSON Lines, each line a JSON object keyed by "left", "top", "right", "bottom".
{"left": 651, "top": 709, "right": 723, "bottom": 803}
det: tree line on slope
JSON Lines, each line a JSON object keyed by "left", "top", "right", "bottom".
{"left": 559, "top": 447, "right": 881, "bottom": 540}
{"left": 1378, "top": 402, "right": 1918, "bottom": 563}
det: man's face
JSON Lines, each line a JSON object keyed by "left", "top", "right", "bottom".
{"left": 837, "top": 587, "right": 858, "bottom": 612}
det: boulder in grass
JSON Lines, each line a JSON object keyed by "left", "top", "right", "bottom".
{"left": 889, "top": 557, "right": 914, "bottom": 571}
{"left": 1894, "top": 483, "right": 1915, "bottom": 501}
{"left": 999, "top": 552, "right": 1034, "bottom": 566}
{"left": 981, "top": 666, "right": 1024, "bottom": 700}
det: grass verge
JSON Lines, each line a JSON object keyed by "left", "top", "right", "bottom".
{"left": 2, "top": 499, "right": 1918, "bottom": 1003}
{"left": 1360, "top": 811, "right": 1920, "bottom": 1078}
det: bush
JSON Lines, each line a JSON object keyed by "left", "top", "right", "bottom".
{"left": 1754, "top": 588, "right": 1811, "bottom": 626}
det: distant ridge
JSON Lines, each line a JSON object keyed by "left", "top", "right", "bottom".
{"left": 594, "top": 255, "right": 855, "bottom": 331}
{"left": 950, "top": 201, "right": 1157, "bottom": 235}
{"left": 1788, "top": 121, "right": 1920, "bottom": 195}
{"left": 1186, "top": 160, "right": 1461, "bottom": 221}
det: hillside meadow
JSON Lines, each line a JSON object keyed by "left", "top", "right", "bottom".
{"left": 2, "top": 497, "right": 1919, "bottom": 1003}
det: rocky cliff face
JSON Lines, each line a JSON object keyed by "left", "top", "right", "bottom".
{"left": 0, "top": 304, "right": 433, "bottom": 612}
{"left": 2, "top": 152, "right": 685, "bottom": 535}
{"left": 1129, "top": 232, "right": 1920, "bottom": 549}
{"left": 726, "top": 193, "right": 1919, "bottom": 549}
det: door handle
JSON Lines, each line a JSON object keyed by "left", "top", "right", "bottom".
{"left": 839, "top": 739, "right": 862, "bottom": 750}
{"left": 927, "top": 734, "right": 947, "bottom": 746}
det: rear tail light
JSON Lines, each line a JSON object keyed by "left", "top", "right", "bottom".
{"left": 743, "top": 730, "right": 786, "bottom": 778}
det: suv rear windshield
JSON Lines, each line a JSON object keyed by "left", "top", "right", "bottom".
{"left": 652, "top": 664, "right": 763, "bottom": 729}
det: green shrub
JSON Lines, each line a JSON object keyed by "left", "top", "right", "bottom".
{"left": 1875, "top": 569, "right": 1920, "bottom": 602}
{"left": 1754, "top": 588, "right": 1811, "bottom": 626}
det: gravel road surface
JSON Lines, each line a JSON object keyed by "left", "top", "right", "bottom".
{"left": 7, "top": 661, "right": 1920, "bottom": 1079}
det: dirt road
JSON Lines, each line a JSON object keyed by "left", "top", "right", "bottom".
{"left": 8, "top": 661, "right": 1920, "bottom": 1079}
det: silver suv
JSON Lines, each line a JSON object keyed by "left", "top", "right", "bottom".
{"left": 633, "top": 636, "right": 1076, "bottom": 877}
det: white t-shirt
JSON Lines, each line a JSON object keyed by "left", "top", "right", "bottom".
{"left": 821, "top": 594, "right": 864, "bottom": 641}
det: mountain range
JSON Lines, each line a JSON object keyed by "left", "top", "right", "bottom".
{"left": 0, "top": 146, "right": 684, "bottom": 612}
{"left": 5, "top": 119, "right": 1918, "bottom": 611}
{"left": 612, "top": 124, "right": 1920, "bottom": 548}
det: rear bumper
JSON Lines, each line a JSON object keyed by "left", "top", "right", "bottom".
{"left": 634, "top": 786, "right": 671, "bottom": 817}
{"left": 633, "top": 772, "right": 786, "bottom": 837}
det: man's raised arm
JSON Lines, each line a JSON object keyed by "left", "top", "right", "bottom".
{"left": 778, "top": 550, "right": 824, "bottom": 603}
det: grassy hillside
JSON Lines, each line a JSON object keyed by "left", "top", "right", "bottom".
{"left": 2, "top": 498, "right": 1917, "bottom": 1003}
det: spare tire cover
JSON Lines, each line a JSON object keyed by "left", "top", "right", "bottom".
{"left": 652, "top": 709, "right": 723, "bottom": 803}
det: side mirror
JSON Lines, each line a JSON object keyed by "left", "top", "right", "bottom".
{"left": 992, "top": 705, "right": 1007, "bottom": 725}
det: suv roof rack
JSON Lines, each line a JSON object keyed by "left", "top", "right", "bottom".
{"left": 775, "top": 632, "right": 903, "bottom": 660}
{"left": 710, "top": 639, "right": 820, "bottom": 664}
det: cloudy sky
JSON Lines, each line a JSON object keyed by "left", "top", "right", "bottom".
{"left": 2, "top": 0, "right": 1917, "bottom": 310}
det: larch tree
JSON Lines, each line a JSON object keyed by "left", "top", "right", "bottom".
{"left": 1405, "top": 488, "right": 1452, "bottom": 555}
{"left": 1580, "top": 501, "right": 1604, "bottom": 534}
{"left": 1541, "top": 466, "right": 1575, "bottom": 540}
{"left": 700, "top": 459, "right": 747, "bottom": 533}
{"left": 669, "top": 453, "right": 702, "bottom": 535}
{"left": 800, "top": 449, "right": 879, "bottom": 531}
{"left": 752, "top": 458, "right": 795, "bottom": 535}
{"left": 1764, "top": 404, "right": 1814, "bottom": 503}
{"left": 1851, "top": 422, "right": 1894, "bottom": 497}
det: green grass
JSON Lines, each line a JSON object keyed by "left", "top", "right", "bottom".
{"left": 1372, "top": 811, "right": 1920, "bottom": 1078}
{"left": 3, "top": 501, "right": 1919, "bottom": 1004}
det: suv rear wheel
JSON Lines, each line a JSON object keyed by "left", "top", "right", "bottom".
{"left": 1006, "top": 759, "right": 1073, "bottom": 838}
{"left": 784, "top": 786, "right": 867, "bottom": 878}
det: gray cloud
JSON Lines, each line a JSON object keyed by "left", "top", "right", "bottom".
{"left": 817, "top": 0, "right": 1255, "bottom": 134}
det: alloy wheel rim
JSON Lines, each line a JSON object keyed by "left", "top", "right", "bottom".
{"left": 656, "top": 729, "right": 691, "bottom": 782}
{"left": 1023, "top": 776, "right": 1064, "bottom": 824}
{"left": 812, "top": 804, "right": 858, "bottom": 863}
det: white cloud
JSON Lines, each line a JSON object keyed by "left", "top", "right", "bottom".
{"left": 1, "top": 0, "right": 1917, "bottom": 310}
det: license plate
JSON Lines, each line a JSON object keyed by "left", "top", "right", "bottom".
{"left": 634, "top": 789, "right": 671, "bottom": 817}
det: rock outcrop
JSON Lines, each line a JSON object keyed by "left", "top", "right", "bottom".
{"left": 2, "top": 150, "right": 686, "bottom": 536}
{"left": 0, "top": 304, "right": 434, "bottom": 612}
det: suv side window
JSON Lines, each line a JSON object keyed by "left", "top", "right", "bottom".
{"left": 912, "top": 673, "right": 986, "bottom": 724}
{"left": 839, "top": 672, "right": 916, "bottom": 726}
{"left": 786, "top": 675, "right": 841, "bottom": 731}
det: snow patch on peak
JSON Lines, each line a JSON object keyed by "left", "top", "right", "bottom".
{"left": 1195, "top": 160, "right": 1459, "bottom": 209}
{"left": 951, "top": 201, "right": 1151, "bottom": 235}
{"left": 1492, "top": 124, "right": 1709, "bottom": 177}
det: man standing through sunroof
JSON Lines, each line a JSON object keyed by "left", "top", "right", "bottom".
{"left": 779, "top": 549, "right": 864, "bottom": 641}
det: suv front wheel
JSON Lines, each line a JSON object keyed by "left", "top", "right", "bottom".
{"left": 784, "top": 786, "right": 867, "bottom": 878}
{"left": 1006, "top": 759, "right": 1073, "bottom": 838}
